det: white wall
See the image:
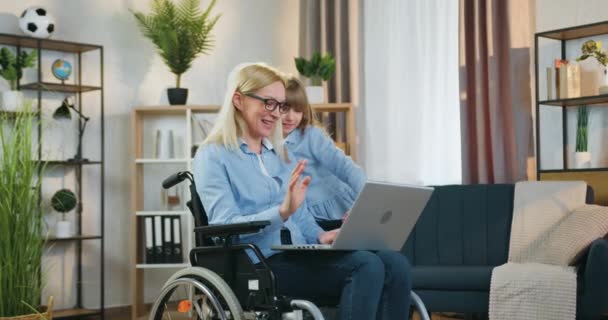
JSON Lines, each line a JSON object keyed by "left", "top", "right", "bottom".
{"left": 0, "top": 0, "right": 300, "bottom": 309}
{"left": 536, "top": 0, "right": 608, "bottom": 169}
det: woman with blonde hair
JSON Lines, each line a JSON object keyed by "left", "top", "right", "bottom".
{"left": 282, "top": 77, "right": 366, "bottom": 230}
{"left": 193, "top": 62, "right": 412, "bottom": 320}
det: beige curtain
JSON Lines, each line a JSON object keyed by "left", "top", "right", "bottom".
{"left": 299, "top": 0, "right": 360, "bottom": 156}
{"left": 459, "top": 0, "right": 535, "bottom": 183}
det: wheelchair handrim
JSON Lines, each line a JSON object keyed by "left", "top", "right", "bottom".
{"left": 149, "top": 277, "right": 228, "bottom": 320}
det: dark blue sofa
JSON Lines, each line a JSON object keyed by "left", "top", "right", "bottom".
{"left": 401, "top": 184, "right": 608, "bottom": 319}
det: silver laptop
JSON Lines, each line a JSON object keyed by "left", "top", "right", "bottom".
{"left": 272, "top": 181, "right": 434, "bottom": 251}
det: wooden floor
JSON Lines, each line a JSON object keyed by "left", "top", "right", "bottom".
{"left": 104, "top": 307, "right": 470, "bottom": 320}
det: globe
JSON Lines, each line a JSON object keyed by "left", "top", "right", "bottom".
{"left": 52, "top": 59, "right": 72, "bottom": 81}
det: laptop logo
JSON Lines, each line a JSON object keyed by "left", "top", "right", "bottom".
{"left": 380, "top": 210, "right": 392, "bottom": 224}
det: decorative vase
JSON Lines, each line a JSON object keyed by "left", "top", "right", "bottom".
{"left": 574, "top": 151, "right": 591, "bottom": 169}
{"left": 55, "top": 220, "right": 72, "bottom": 238}
{"left": 599, "top": 67, "right": 608, "bottom": 95}
{"left": 155, "top": 129, "right": 174, "bottom": 159}
{"left": 305, "top": 86, "right": 324, "bottom": 104}
{"left": 167, "top": 88, "right": 188, "bottom": 105}
{"left": 1, "top": 90, "right": 23, "bottom": 111}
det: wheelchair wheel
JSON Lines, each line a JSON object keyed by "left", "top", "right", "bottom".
{"left": 149, "top": 267, "right": 244, "bottom": 320}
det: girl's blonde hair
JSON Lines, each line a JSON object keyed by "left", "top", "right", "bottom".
{"left": 202, "top": 62, "right": 288, "bottom": 159}
{"left": 285, "top": 76, "right": 320, "bottom": 132}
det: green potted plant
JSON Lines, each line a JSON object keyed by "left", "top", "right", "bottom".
{"left": 0, "top": 102, "right": 51, "bottom": 318}
{"left": 0, "top": 48, "right": 37, "bottom": 111}
{"left": 132, "top": 0, "right": 220, "bottom": 105}
{"left": 294, "top": 52, "right": 336, "bottom": 103}
{"left": 51, "top": 188, "right": 77, "bottom": 238}
{"left": 576, "top": 40, "right": 608, "bottom": 94}
{"left": 574, "top": 105, "right": 590, "bottom": 168}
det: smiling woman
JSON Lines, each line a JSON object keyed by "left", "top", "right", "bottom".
{"left": 193, "top": 62, "right": 413, "bottom": 320}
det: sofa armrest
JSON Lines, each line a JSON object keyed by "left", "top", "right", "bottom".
{"left": 578, "top": 238, "right": 608, "bottom": 319}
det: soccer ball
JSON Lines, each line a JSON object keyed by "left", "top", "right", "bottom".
{"left": 19, "top": 7, "right": 55, "bottom": 39}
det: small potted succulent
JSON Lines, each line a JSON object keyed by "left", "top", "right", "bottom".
{"left": 0, "top": 47, "right": 37, "bottom": 111}
{"left": 295, "top": 52, "right": 336, "bottom": 103}
{"left": 576, "top": 40, "right": 608, "bottom": 94}
{"left": 132, "top": 0, "right": 220, "bottom": 105}
{"left": 51, "top": 188, "right": 77, "bottom": 238}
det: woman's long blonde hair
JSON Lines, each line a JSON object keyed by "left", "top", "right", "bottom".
{"left": 202, "top": 62, "right": 288, "bottom": 159}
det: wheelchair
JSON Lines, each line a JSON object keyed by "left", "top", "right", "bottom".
{"left": 149, "top": 171, "right": 430, "bottom": 320}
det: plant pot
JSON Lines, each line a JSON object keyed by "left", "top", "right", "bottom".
{"left": 0, "top": 296, "right": 54, "bottom": 320}
{"left": 55, "top": 221, "right": 72, "bottom": 238}
{"left": 1, "top": 90, "right": 23, "bottom": 111}
{"left": 167, "top": 88, "right": 188, "bottom": 105}
{"left": 574, "top": 151, "right": 591, "bottom": 169}
{"left": 599, "top": 67, "right": 608, "bottom": 95}
{"left": 305, "top": 86, "right": 324, "bottom": 104}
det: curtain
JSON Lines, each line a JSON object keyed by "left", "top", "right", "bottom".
{"left": 361, "top": 0, "right": 461, "bottom": 185}
{"left": 459, "top": 0, "right": 534, "bottom": 183}
{"left": 299, "top": 0, "right": 359, "bottom": 154}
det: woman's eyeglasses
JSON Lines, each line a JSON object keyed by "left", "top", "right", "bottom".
{"left": 244, "top": 93, "right": 290, "bottom": 114}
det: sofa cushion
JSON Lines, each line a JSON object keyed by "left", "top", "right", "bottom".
{"left": 403, "top": 184, "right": 515, "bottom": 266}
{"left": 412, "top": 266, "right": 493, "bottom": 291}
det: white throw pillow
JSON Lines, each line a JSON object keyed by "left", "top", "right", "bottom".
{"left": 515, "top": 204, "right": 608, "bottom": 266}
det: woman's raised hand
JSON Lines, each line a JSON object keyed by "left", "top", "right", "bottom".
{"left": 279, "top": 160, "right": 311, "bottom": 220}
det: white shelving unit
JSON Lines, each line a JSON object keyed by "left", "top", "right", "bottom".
{"left": 131, "top": 105, "right": 219, "bottom": 319}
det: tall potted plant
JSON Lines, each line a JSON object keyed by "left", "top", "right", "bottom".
{"left": 132, "top": 0, "right": 220, "bottom": 105}
{"left": 294, "top": 52, "right": 336, "bottom": 103}
{"left": 0, "top": 48, "right": 37, "bottom": 111}
{"left": 575, "top": 105, "right": 591, "bottom": 168}
{"left": 0, "top": 102, "right": 51, "bottom": 318}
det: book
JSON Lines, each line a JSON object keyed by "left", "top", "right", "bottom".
{"left": 154, "top": 216, "right": 164, "bottom": 263}
{"left": 144, "top": 216, "right": 154, "bottom": 263}
{"left": 546, "top": 67, "right": 554, "bottom": 100}
{"left": 163, "top": 216, "right": 173, "bottom": 263}
{"left": 555, "top": 59, "right": 568, "bottom": 99}
{"left": 566, "top": 63, "right": 581, "bottom": 98}
{"left": 172, "top": 216, "right": 183, "bottom": 263}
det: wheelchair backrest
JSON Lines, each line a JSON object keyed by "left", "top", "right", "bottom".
{"left": 187, "top": 182, "right": 216, "bottom": 247}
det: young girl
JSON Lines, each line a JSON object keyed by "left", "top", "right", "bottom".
{"left": 282, "top": 77, "right": 367, "bottom": 227}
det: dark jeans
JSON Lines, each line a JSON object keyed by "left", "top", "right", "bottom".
{"left": 265, "top": 250, "right": 412, "bottom": 320}
{"left": 316, "top": 219, "right": 344, "bottom": 231}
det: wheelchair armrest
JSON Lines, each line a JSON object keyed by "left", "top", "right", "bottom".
{"left": 194, "top": 220, "right": 270, "bottom": 239}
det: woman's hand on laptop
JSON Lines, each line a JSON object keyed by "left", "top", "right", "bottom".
{"left": 319, "top": 228, "right": 340, "bottom": 244}
{"left": 279, "top": 160, "right": 311, "bottom": 221}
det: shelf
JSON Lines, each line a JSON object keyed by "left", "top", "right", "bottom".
{"left": 136, "top": 210, "right": 189, "bottom": 216}
{"left": 132, "top": 103, "right": 352, "bottom": 114}
{"left": 312, "top": 103, "right": 352, "bottom": 112}
{"left": 134, "top": 105, "right": 220, "bottom": 114}
{"left": 539, "top": 168, "right": 608, "bottom": 173}
{"left": 538, "top": 94, "right": 608, "bottom": 107}
{"left": 47, "top": 235, "right": 102, "bottom": 242}
{"left": 135, "top": 158, "right": 190, "bottom": 164}
{"left": 136, "top": 263, "right": 190, "bottom": 269}
{"left": 537, "top": 20, "right": 608, "bottom": 40}
{"left": 52, "top": 308, "right": 101, "bottom": 319}
{"left": 37, "top": 160, "right": 102, "bottom": 166}
{"left": 20, "top": 82, "right": 101, "bottom": 93}
{"left": 0, "top": 33, "right": 101, "bottom": 53}
{"left": 0, "top": 110, "right": 39, "bottom": 119}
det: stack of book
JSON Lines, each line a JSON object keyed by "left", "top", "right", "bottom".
{"left": 143, "top": 215, "right": 183, "bottom": 263}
